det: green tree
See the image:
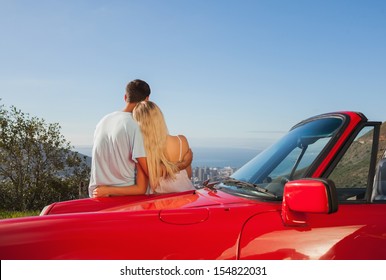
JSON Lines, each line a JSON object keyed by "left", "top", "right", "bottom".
{"left": 0, "top": 102, "right": 90, "bottom": 211}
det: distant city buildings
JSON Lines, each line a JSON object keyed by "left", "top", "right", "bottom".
{"left": 191, "top": 166, "right": 237, "bottom": 187}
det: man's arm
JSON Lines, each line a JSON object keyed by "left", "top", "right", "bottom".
{"left": 137, "top": 157, "right": 149, "bottom": 177}
{"left": 176, "top": 148, "right": 193, "bottom": 171}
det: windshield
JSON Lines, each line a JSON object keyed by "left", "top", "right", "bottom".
{"left": 224, "top": 116, "right": 344, "bottom": 199}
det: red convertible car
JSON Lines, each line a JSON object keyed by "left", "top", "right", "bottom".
{"left": 1, "top": 111, "right": 385, "bottom": 260}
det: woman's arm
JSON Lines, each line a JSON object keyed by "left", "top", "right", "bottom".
{"left": 93, "top": 163, "right": 149, "bottom": 197}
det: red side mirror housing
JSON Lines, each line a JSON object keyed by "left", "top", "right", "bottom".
{"left": 281, "top": 178, "right": 338, "bottom": 226}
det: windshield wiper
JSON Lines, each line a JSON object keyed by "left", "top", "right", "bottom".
{"left": 201, "top": 178, "right": 221, "bottom": 191}
{"left": 221, "top": 177, "right": 278, "bottom": 198}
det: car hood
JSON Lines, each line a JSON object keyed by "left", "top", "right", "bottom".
{"left": 43, "top": 188, "right": 259, "bottom": 215}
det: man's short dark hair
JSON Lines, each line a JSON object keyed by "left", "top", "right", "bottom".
{"left": 126, "top": 79, "right": 151, "bottom": 103}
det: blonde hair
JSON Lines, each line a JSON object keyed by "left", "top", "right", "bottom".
{"left": 133, "top": 101, "right": 178, "bottom": 189}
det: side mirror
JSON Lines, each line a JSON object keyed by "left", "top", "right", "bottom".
{"left": 281, "top": 178, "right": 338, "bottom": 226}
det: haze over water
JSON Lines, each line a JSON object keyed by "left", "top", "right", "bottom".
{"left": 75, "top": 146, "right": 262, "bottom": 168}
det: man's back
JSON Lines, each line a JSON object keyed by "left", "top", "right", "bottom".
{"left": 88, "top": 111, "right": 146, "bottom": 196}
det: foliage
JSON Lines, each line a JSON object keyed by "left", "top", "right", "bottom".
{"left": 0, "top": 210, "right": 40, "bottom": 219}
{"left": 0, "top": 102, "right": 90, "bottom": 211}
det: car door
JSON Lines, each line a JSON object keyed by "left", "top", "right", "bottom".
{"left": 319, "top": 122, "right": 386, "bottom": 259}
{"left": 239, "top": 122, "right": 386, "bottom": 259}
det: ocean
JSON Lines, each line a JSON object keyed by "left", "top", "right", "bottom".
{"left": 74, "top": 146, "right": 262, "bottom": 168}
{"left": 189, "top": 147, "right": 260, "bottom": 168}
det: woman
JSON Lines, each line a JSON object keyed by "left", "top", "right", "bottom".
{"left": 133, "top": 100, "right": 194, "bottom": 193}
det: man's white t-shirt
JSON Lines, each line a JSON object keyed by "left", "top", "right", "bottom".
{"left": 88, "top": 111, "right": 146, "bottom": 197}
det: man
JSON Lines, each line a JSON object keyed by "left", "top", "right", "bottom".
{"left": 88, "top": 79, "right": 192, "bottom": 197}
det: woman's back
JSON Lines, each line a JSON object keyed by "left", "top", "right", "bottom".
{"left": 154, "top": 134, "right": 194, "bottom": 193}
{"left": 165, "top": 135, "right": 188, "bottom": 163}
{"left": 133, "top": 100, "right": 194, "bottom": 193}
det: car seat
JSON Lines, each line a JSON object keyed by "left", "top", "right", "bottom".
{"left": 371, "top": 158, "right": 386, "bottom": 201}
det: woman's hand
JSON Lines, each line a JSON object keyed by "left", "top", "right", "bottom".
{"left": 93, "top": 185, "right": 111, "bottom": 198}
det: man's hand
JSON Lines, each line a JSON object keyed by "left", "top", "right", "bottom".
{"left": 177, "top": 148, "right": 193, "bottom": 171}
{"left": 160, "top": 163, "right": 167, "bottom": 178}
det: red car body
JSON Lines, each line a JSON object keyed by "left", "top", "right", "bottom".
{"left": 1, "top": 111, "right": 385, "bottom": 260}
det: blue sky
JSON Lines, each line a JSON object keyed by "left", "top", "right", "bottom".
{"left": 1, "top": 0, "right": 386, "bottom": 151}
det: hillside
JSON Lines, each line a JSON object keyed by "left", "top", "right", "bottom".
{"left": 330, "top": 122, "right": 386, "bottom": 188}
{"left": 358, "top": 121, "right": 386, "bottom": 159}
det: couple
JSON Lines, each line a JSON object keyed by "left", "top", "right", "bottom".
{"left": 88, "top": 79, "right": 194, "bottom": 197}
